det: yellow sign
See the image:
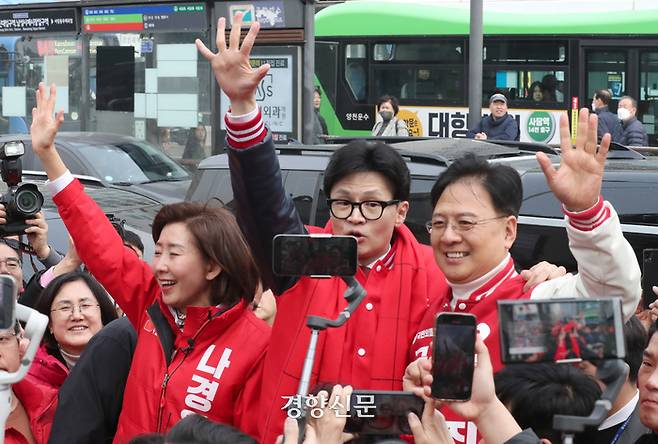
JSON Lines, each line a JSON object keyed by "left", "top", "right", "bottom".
{"left": 571, "top": 108, "right": 578, "bottom": 145}
{"left": 397, "top": 109, "right": 423, "bottom": 137}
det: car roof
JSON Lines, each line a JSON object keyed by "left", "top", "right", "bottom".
{"left": 0, "top": 132, "right": 146, "bottom": 147}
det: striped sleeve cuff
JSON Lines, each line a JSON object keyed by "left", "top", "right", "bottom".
{"left": 563, "top": 196, "right": 610, "bottom": 231}
{"left": 225, "top": 106, "right": 267, "bottom": 149}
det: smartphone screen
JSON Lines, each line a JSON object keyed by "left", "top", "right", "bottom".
{"left": 431, "top": 313, "right": 476, "bottom": 401}
{"left": 643, "top": 249, "right": 658, "bottom": 308}
{"left": 272, "top": 234, "right": 357, "bottom": 277}
{"left": 343, "top": 391, "right": 423, "bottom": 435}
{"left": 498, "top": 298, "right": 625, "bottom": 364}
{"left": 0, "top": 275, "right": 15, "bottom": 330}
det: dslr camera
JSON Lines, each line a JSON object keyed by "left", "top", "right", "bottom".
{"left": 0, "top": 141, "right": 43, "bottom": 236}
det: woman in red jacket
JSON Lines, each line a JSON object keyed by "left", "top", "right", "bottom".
{"left": 26, "top": 83, "right": 270, "bottom": 443}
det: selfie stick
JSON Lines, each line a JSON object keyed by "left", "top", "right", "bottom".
{"left": 553, "top": 359, "right": 629, "bottom": 444}
{"left": 294, "top": 276, "right": 367, "bottom": 443}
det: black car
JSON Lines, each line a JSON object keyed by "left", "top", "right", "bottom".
{"left": 0, "top": 133, "right": 191, "bottom": 204}
{"left": 186, "top": 138, "right": 658, "bottom": 272}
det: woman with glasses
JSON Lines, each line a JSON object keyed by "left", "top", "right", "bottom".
{"left": 29, "top": 271, "right": 117, "bottom": 388}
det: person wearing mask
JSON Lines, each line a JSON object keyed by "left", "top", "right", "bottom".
{"left": 30, "top": 271, "right": 118, "bottom": 388}
{"left": 466, "top": 93, "right": 519, "bottom": 141}
{"left": 29, "top": 81, "right": 270, "bottom": 441}
{"left": 195, "top": 14, "right": 564, "bottom": 443}
{"left": 312, "top": 87, "right": 328, "bottom": 144}
{"left": 371, "top": 94, "right": 409, "bottom": 136}
{"left": 592, "top": 89, "right": 623, "bottom": 143}
{"left": 618, "top": 96, "right": 649, "bottom": 147}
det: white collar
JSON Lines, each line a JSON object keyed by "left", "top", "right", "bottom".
{"left": 362, "top": 244, "right": 392, "bottom": 269}
{"left": 448, "top": 254, "right": 510, "bottom": 309}
{"left": 599, "top": 389, "right": 639, "bottom": 430}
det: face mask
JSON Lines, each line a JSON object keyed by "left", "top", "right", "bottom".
{"left": 617, "top": 107, "right": 632, "bottom": 121}
{"left": 591, "top": 101, "right": 597, "bottom": 111}
{"left": 379, "top": 111, "right": 393, "bottom": 122}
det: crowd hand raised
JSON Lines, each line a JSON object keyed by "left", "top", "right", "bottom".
{"left": 307, "top": 385, "right": 354, "bottom": 444}
{"left": 30, "top": 83, "right": 64, "bottom": 156}
{"left": 403, "top": 357, "right": 434, "bottom": 401}
{"left": 53, "top": 235, "right": 82, "bottom": 277}
{"left": 520, "top": 260, "right": 567, "bottom": 292}
{"left": 24, "top": 212, "right": 50, "bottom": 259}
{"left": 536, "top": 110, "right": 608, "bottom": 212}
{"left": 408, "top": 400, "right": 455, "bottom": 444}
{"left": 195, "top": 12, "right": 270, "bottom": 115}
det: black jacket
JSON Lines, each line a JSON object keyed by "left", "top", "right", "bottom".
{"left": 48, "top": 317, "right": 137, "bottom": 444}
{"left": 595, "top": 106, "right": 623, "bottom": 143}
{"left": 466, "top": 113, "right": 520, "bottom": 141}
{"left": 621, "top": 117, "right": 649, "bottom": 146}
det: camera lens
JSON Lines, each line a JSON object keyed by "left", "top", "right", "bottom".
{"left": 14, "top": 185, "right": 43, "bottom": 216}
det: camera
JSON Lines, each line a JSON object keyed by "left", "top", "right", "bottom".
{"left": 0, "top": 141, "right": 43, "bottom": 236}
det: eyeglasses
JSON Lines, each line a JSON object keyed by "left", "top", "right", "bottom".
{"left": 51, "top": 303, "right": 100, "bottom": 317}
{"left": 0, "top": 257, "right": 21, "bottom": 270}
{"left": 425, "top": 215, "right": 508, "bottom": 234}
{"left": 327, "top": 199, "right": 400, "bottom": 221}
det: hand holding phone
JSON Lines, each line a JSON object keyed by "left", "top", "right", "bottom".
{"left": 272, "top": 234, "right": 357, "bottom": 277}
{"left": 431, "top": 313, "right": 476, "bottom": 401}
{"left": 343, "top": 391, "right": 424, "bottom": 435}
{"left": 643, "top": 249, "right": 658, "bottom": 308}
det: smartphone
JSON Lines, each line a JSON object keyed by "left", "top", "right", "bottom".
{"left": 643, "top": 249, "right": 658, "bottom": 308}
{"left": 431, "top": 313, "right": 476, "bottom": 401}
{"left": 272, "top": 234, "right": 357, "bottom": 277}
{"left": 0, "top": 275, "right": 15, "bottom": 330}
{"left": 344, "top": 391, "right": 423, "bottom": 435}
{"left": 498, "top": 298, "right": 625, "bottom": 364}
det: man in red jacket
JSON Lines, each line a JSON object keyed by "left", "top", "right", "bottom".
{"left": 195, "top": 13, "right": 563, "bottom": 443}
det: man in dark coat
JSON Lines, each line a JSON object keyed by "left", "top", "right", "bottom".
{"left": 592, "top": 89, "right": 623, "bottom": 143}
{"left": 618, "top": 96, "right": 649, "bottom": 146}
{"left": 467, "top": 93, "right": 519, "bottom": 141}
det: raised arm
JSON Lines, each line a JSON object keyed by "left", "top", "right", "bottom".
{"left": 29, "top": 83, "right": 158, "bottom": 325}
{"left": 196, "top": 14, "right": 304, "bottom": 294}
{"left": 534, "top": 111, "right": 641, "bottom": 319}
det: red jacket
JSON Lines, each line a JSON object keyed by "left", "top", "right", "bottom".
{"left": 53, "top": 179, "right": 270, "bottom": 443}
{"left": 27, "top": 345, "right": 68, "bottom": 389}
{"left": 6, "top": 375, "right": 58, "bottom": 444}
{"left": 259, "top": 222, "right": 448, "bottom": 443}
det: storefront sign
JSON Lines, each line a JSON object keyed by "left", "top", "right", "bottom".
{"left": 82, "top": 3, "right": 205, "bottom": 32}
{"left": 0, "top": 9, "right": 77, "bottom": 34}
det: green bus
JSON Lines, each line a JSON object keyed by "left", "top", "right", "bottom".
{"left": 314, "top": 1, "right": 658, "bottom": 145}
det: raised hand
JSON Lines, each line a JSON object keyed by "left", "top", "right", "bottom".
{"left": 536, "top": 109, "right": 609, "bottom": 212}
{"left": 25, "top": 212, "right": 50, "bottom": 259}
{"left": 31, "top": 83, "right": 64, "bottom": 157}
{"left": 195, "top": 12, "right": 270, "bottom": 115}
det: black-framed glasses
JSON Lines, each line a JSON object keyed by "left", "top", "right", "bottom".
{"left": 425, "top": 215, "right": 508, "bottom": 234}
{"left": 327, "top": 199, "right": 400, "bottom": 221}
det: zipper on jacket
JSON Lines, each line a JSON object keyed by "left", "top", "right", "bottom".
{"left": 156, "top": 372, "right": 171, "bottom": 432}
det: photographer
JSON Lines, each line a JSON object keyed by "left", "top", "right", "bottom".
{"left": 195, "top": 13, "right": 564, "bottom": 443}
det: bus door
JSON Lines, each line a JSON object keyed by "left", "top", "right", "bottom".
{"left": 581, "top": 47, "right": 628, "bottom": 112}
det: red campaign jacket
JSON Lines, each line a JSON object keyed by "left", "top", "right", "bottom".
{"left": 26, "top": 345, "right": 68, "bottom": 389}
{"left": 410, "top": 257, "right": 530, "bottom": 444}
{"left": 259, "top": 222, "right": 449, "bottom": 444}
{"left": 53, "top": 179, "right": 270, "bottom": 443}
{"left": 6, "top": 375, "right": 58, "bottom": 444}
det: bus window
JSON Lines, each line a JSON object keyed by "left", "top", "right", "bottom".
{"left": 484, "top": 41, "right": 566, "bottom": 63}
{"left": 344, "top": 43, "right": 367, "bottom": 102}
{"left": 483, "top": 70, "right": 566, "bottom": 105}
{"left": 640, "top": 51, "right": 658, "bottom": 143}
{"left": 373, "top": 41, "right": 463, "bottom": 63}
{"left": 586, "top": 50, "right": 627, "bottom": 100}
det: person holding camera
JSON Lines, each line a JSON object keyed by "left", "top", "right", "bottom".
{"left": 29, "top": 82, "right": 270, "bottom": 441}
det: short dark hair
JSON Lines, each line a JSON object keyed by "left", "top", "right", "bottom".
{"left": 323, "top": 141, "right": 410, "bottom": 201}
{"left": 123, "top": 230, "right": 144, "bottom": 255}
{"left": 128, "top": 434, "right": 164, "bottom": 444}
{"left": 595, "top": 89, "right": 613, "bottom": 105}
{"left": 625, "top": 315, "right": 648, "bottom": 383}
{"left": 430, "top": 153, "right": 522, "bottom": 216}
{"left": 166, "top": 414, "right": 257, "bottom": 444}
{"left": 376, "top": 94, "right": 400, "bottom": 115}
{"left": 36, "top": 271, "right": 118, "bottom": 362}
{"left": 620, "top": 95, "right": 637, "bottom": 109}
{"left": 314, "top": 86, "right": 321, "bottom": 96}
{"left": 152, "top": 202, "right": 260, "bottom": 306}
{"left": 495, "top": 363, "right": 601, "bottom": 444}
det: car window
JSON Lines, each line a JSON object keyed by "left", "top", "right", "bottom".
{"left": 283, "top": 171, "right": 322, "bottom": 225}
{"left": 406, "top": 178, "right": 435, "bottom": 245}
{"left": 68, "top": 140, "right": 189, "bottom": 184}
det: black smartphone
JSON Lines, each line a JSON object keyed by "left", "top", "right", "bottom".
{"left": 498, "top": 298, "right": 625, "bottom": 364}
{"left": 643, "top": 249, "right": 658, "bottom": 308}
{"left": 0, "top": 275, "right": 15, "bottom": 330}
{"left": 272, "top": 234, "right": 357, "bottom": 277}
{"left": 344, "top": 390, "right": 423, "bottom": 435}
{"left": 431, "top": 312, "right": 476, "bottom": 401}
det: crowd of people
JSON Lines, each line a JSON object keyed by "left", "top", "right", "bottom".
{"left": 4, "top": 11, "right": 658, "bottom": 444}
